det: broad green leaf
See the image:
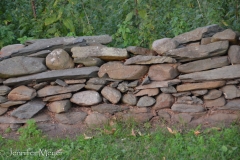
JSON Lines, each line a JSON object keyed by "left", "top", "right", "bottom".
{"left": 138, "top": 10, "right": 147, "bottom": 20}
{"left": 125, "top": 12, "right": 133, "bottom": 22}
{"left": 45, "top": 15, "right": 58, "bottom": 26}
{"left": 63, "top": 18, "right": 75, "bottom": 33}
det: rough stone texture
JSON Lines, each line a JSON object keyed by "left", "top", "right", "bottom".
{"left": 204, "top": 96, "right": 226, "bottom": 108}
{"left": 0, "top": 113, "right": 50, "bottom": 123}
{"left": 98, "top": 62, "right": 148, "bottom": 80}
{"left": 74, "top": 57, "right": 104, "bottom": 67}
{"left": 179, "top": 65, "right": 240, "bottom": 82}
{"left": 64, "top": 79, "right": 86, "bottom": 84}
{"left": 28, "top": 50, "right": 51, "bottom": 58}
{"left": 218, "top": 99, "right": 240, "bottom": 110}
{"left": 55, "top": 79, "right": 68, "bottom": 87}
{"left": 33, "top": 82, "right": 48, "bottom": 90}
{"left": 126, "top": 46, "right": 157, "bottom": 56}
{"left": 0, "top": 56, "right": 47, "bottom": 78}
{"left": 127, "top": 80, "right": 139, "bottom": 87}
{"left": 0, "top": 96, "right": 7, "bottom": 103}
{"left": 72, "top": 46, "right": 129, "bottom": 61}
{"left": 91, "top": 103, "right": 122, "bottom": 114}
{"left": 172, "top": 92, "right": 191, "bottom": 97}
{"left": 122, "top": 94, "right": 137, "bottom": 106}
{"left": 43, "top": 93, "right": 72, "bottom": 102}
{"left": 226, "top": 80, "right": 239, "bottom": 85}
{"left": 191, "top": 90, "right": 208, "bottom": 96}
{"left": 205, "top": 113, "right": 238, "bottom": 122}
{"left": 228, "top": 45, "right": 240, "bottom": 64}
{"left": 177, "top": 56, "right": 230, "bottom": 73}
{"left": 152, "top": 93, "right": 174, "bottom": 110}
{"left": 152, "top": 38, "right": 179, "bottom": 55}
{"left": 0, "top": 101, "right": 26, "bottom": 108}
{"left": 172, "top": 113, "right": 193, "bottom": 123}
{"left": 118, "top": 112, "right": 154, "bottom": 123}
{"left": 203, "top": 89, "right": 222, "bottom": 100}
{"left": 70, "top": 90, "right": 102, "bottom": 106}
{"left": 135, "top": 88, "right": 159, "bottom": 97}
{"left": 160, "top": 86, "right": 177, "bottom": 94}
{"left": 136, "top": 79, "right": 181, "bottom": 89}
{"left": 55, "top": 112, "right": 87, "bottom": 124}
{"left": 38, "top": 84, "right": 84, "bottom": 97}
{"left": 201, "top": 37, "right": 212, "bottom": 45}
{"left": 177, "top": 81, "right": 226, "bottom": 92}
{"left": 46, "top": 49, "right": 74, "bottom": 70}
{"left": 11, "top": 99, "right": 46, "bottom": 119}
{"left": 0, "top": 108, "right": 8, "bottom": 116}
{"left": 165, "top": 41, "right": 229, "bottom": 62}
{"left": 4, "top": 67, "right": 99, "bottom": 86}
{"left": 157, "top": 110, "right": 171, "bottom": 122}
{"left": 101, "top": 86, "right": 121, "bottom": 104}
{"left": 124, "top": 55, "right": 176, "bottom": 65}
{"left": 85, "top": 113, "right": 108, "bottom": 126}
{"left": 171, "top": 104, "right": 205, "bottom": 113}
{"left": 87, "top": 78, "right": 107, "bottom": 85}
{"left": 48, "top": 100, "right": 71, "bottom": 113}
{"left": 176, "top": 96, "right": 203, "bottom": 105}
{"left": 117, "top": 82, "right": 128, "bottom": 93}
{"left": 8, "top": 85, "right": 36, "bottom": 101}
{"left": 136, "top": 96, "right": 156, "bottom": 107}
{"left": 221, "top": 85, "right": 240, "bottom": 99}
{"left": 173, "top": 24, "right": 223, "bottom": 44}
{"left": 85, "top": 84, "right": 104, "bottom": 91}
{"left": 0, "top": 44, "right": 25, "bottom": 59}
{"left": 211, "top": 29, "right": 237, "bottom": 44}
{"left": 148, "top": 64, "right": 179, "bottom": 81}
{"left": 0, "top": 86, "right": 11, "bottom": 96}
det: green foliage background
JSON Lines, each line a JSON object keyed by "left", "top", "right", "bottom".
{"left": 0, "top": 0, "right": 239, "bottom": 48}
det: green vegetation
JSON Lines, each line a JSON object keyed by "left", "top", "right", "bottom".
{"left": 0, "top": 120, "right": 239, "bottom": 159}
{"left": 0, "top": 0, "right": 239, "bottom": 48}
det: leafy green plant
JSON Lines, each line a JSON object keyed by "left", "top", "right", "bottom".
{"left": 17, "top": 36, "right": 34, "bottom": 44}
{"left": 18, "top": 119, "right": 42, "bottom": 141}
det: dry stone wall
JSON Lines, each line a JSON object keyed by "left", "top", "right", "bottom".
{"left": 0, "top": 24, "right": 240, "bottom": 130}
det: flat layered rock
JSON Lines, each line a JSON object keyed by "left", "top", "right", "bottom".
{"left": 177, "top": 56, "right": 230, "bottom": 73}
{"left": 173, "top": 24, "right": 223, "bottom": 44}
{"left": 171, "top": 104, "right": 205, "bottom": 113}
{"left": 38, "top": 84, "right": 84, "bottom": 97}
{"left": 136, "top": 79, "right": 181, "bottom": 89}
{"left": 124, "top": 55, "right": 176, "bottom": 65}
{"left": 11, "top": 99, "right": 46, "bottom": 119}
{"left": 0, "top": 44, "right": 25, "bottom": 59}
{"left": 135, "top": 88, "right": 159, "bottom": 97}
{"left": 152, "top": 38, "right": 179, "bottom": 55}
{"left": 118, "top": 112, "right": 154, "bottom": 123}
{"left": 98, "top": 62, "right": 148, "bottom": 80}
{"left": 0, "top": 86, "right": 11, "bottom": 95}
{"left": 191, "top": 90, "right": 208, "bottom": 96}
{"left": 176, "top": 96, "right": 203, "bottom": 105}
{"left": 204, "top": 96, "right": 226, "bottom": 108}
{"left": 55, "top": 112, "right": 87, "bottom": 124}
{"left": 70, "top": 90, "right": 102, "bottom": 106}
{"left": 152, "top": 93, "right": 174, "bottom": 110}
{"left": 85, "top": 84, "right": 104, "bottom": 91}
{"left": 0, "top": 113, "right": 50, "bottom": 123}
{"left": 74, "top": 57, "right": 104, "bottom": 66}
{"left": 218, "top": 99, "right": 240, "bottom": 110}
{"left": 172, "top": 92, "right": 191, "bottom": 97}
{"left": 43, "top": 93, "right": 72, "bottom": 101}
{"left": 148, "top": 64, "right": 179, "bottom": 81}
{"left": 172, "top": 113, "right": 193, "bottom": 123}
{"left": 221, "top": 85, "right": 240, "bottom": 99}
{"left": 177, "top": 81, "right": 225, "bottom": 92}
{"left": 160, "top": 86, "right": 177, "bottom": 94}
{"left": 126, "top": 46, "right": 157, "bottom": 55}
{"left": 0, "top": 96, "right": 7, "bottom": 103}
{"left": 165, "top": 41, "right": 229, "bottom": 62}
{"left": 211, "top": 29, "right": 237, "bottom": 44}
{"left": 179, "top": 65, "right": 240, "bottom": 82}
{"left": 0, "top": 56, "right": 47, "bottom": 78}
{"left": 8, "top": 85, "right": 36, "bottom": 101}
{"left": 0, "top": 101, "right": 26, "bottom": 108}
{"left": 203, "top": 89, "right": 222, "bottom": 100}
{"left": 72, "top": 46, "right": 129, "bottom": 61}
{"left": 4, "top": 67, "right": 99, "bottom": 86}
{"left": 91, "top": 103, "right": 122, "bottom": 114}
{"left": 0, "top": 107, "right": 8, "bottom": 115}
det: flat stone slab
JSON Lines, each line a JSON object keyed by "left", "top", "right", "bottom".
{"left": 0, "top": 86, "right": 11, "bottom": 96}
{"left": 38, "top": 84, "right": 84, "bottom": 97}
{"left": 55, "top": 112, "right": 87, "bottom": 125}
{"left": 165, "top": 41, "right": 229, "bottom": 62}
{"left": 135, "top": 88, "right": 159, "bottom": 97}
{"left": 72, "top": 46, "right": 129, "bottom": 61}
{"left": 171, "top": 104, "right": 205, "bottom": 112}
{"left": 126, "top": 46, "right": 157, "bottom": 55}
{"left": 91, "top": 103, "right": 123, "bottom": 114}
{"left": 3, "top": 67, "right": 99, "bottom": 86}
{"left": 0, "top": 101, "right": 26, "bottom": 108}
{"left": 0, "top": 108, "right": 8, "bottom": 115}
{"left": 179, "top": 65, "right": 240, "bottom": 82}
{"left": 43, "top": 93, "right": 72, "bottom": 101}
{"left": 218, "top": 99, "right": 240, "bottom": 110}
{"left": 136, "top": 79, "right": 181, "bottom": 89}
{"left": 176, "top": 81, "right": 226, "bottom": 92}
{"left": 177, "top": 56, "right": 230, "bottom": 73}
{"left": 204, "top": 96, "right": 226, "bottom": 108}
{"left": 124, "top": 55, "right": 176, "bottom": 65}
{"left": 0, "top": 113, "right": 50, "bottom": 123}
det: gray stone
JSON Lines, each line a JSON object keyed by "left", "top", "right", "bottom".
{"left": 8, "top": 85, "right": 36, "bottom": 101}
{"left": 152, "top": 93, "right": 175, "bottom": 110}
{"left": 165, "top": 41, "right": 229, "bottom": 62}
{"left": 4, "top": 67, "right": 99, "bottom": 86}
{"left": 48, "top": 100, "right": 71, "bottom": 113}
{"left": 148, "top": 64, "right": 179, "bottom": 81}
{"left": 157, "top": 110, "right": 171, "bottom": 122}
{"left": 152, "top": 38, "right": 179, "bottom": 55}
{"left": 172, "top": 113, "right": 193, "bottom": 123}
{"left": 10, "top": 123, "right": 23, "bottom": 131}
{"left": 0, "top": 44, "right": 25, "bottom": 59}
{"left": 122, "top": 94, "right": 137, "bottom": 106}
{"left": 126, "top": 46, "right": 157, "bottom": 56}
{"left": 85, "top": 84, "right": 104, "bottom": 91}
{"left": 176, "top": 96, "right": 203, "bottom": 105}
{"left": 191, "top": 90, "right": 208, "bottom": 96}
{"left": 218, "top": 99, "right": 240, "bottom": 110}
{"left": 137, "top": 96, "right": 156, "bottom": 107}
{"left": 91, "top": 103, "right": 122, "bottom": 114}
{"left": 70, "top": 90, "right": 102, "bottom": 106}
{"left": 226, "top": 80, "right": 239, "bottom": 85}
{"left": 117, "top": 82, "right": 128, "bottom": 93}
{"left": 129, "top": 107, "right": 150, "bottom": 114}
{"left": 85, "top": 113, "right": 108, "bottom": 126}
{"left": 203, "top": 89, "right": 222, "bottom": 100}
{"left": 179, "top": 65, "right": 240, "bottom": 82}
{"left": 171, "top": 104, "right": 205, "bottom": 113}
{"left": 0, "top": 86, "right": 11, "bottom": 95}
{"left": 0, "top": 56, "right": 47, "bottom": 78}
{"left": 124, "top": 55, "right": 176, "bottom": 65}
{"left": 172, "top": 92, "right": 191, "bottom": 97}
{"left": 72, "top": 46, "right": 129, "bottom": 61}
{"left": 204, "top": 96, "right": 226, "bottom": 108}
{"left": 11, "top": 99, "right": 46, "bottom": 119}
{"left": 37, "top": 84, "right": 84, "bottom": 97}
{"left": 135, "top": 88, "right": 159, "bottom": 97}
{"left": 136, "top": 79, "right": 181, "bottom": 90}
{"left": 0, "top": 113, "right": 50, "bottom": 123}
{"left": 43, "top": 93, "right": 72, "bottom": 102}
{"left": 64, "top": 79, "right": 86, "bottom": 84}
{"left": 127, "top": 80, "right": 139, "bottom": 87}
{"left": 101, "top": 86, "right": 121, "bottom": 104}
{"left": 33, "top": 82, "right": 48, "bottom": 90}
{"left": 74, "top": 57, "right": 104, "bottom": 67}
{"left": 98, "top": 61, "right": 148, "bottom": 80}
{"left": 141, "top": 76, "right": 151, "bottom": 85}
{"left": 55, "top": 79, "right": 68, "bottom": 87}
{"left": 173, "top": 24, "right": 223, "bottom": 44}
{"left": 177, "top": 56, "right": 230, "bottom": 73}
{"left": 221, "top": 85, "right": 240, "bottom": 99}
{"left": 87, "top": 78, "right": 107, "bottom": 85}
{"left": 228, "top": 45, "right": 240, "bottom": 64}
{"left": 0, "top": 107, "right": 8, "bottom": 115}
{"left": 201, "top": 37, "right": 212, "bottom": 45}
{"left": 0, "top": 96, "right": 7, "bottom": 103}
{"left": 55, "top": 112, "right": 87, "bottom": 124}
{"left": 28, "top": 50, "right": 51, "bottom": 58}
{"left": 211, "top": 29, "right": 237, "bottom": 44}
{"left": 0, "top": 101, "right": 26, "bottom": 108}
{"left": 160, "top": 86, "right": 177, "bottom": 94}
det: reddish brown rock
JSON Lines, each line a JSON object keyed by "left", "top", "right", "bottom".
{"left": 148, "top": 64, "right": 179, "bottom": 81}
{"left": 152, "top": 38, "right": 179, "bottom": 55}
{"left": 135, "top": 88, "right": 159, "bottom": 97}
{"left": 228, "top": 45, "right": 240, "bottom": 64}
{"left": 204, "top": 96, "right": 226, "bottom": 108}
{"left": 43, "top": 93, "right": 72, "bottom": 102}
{"left": 136, "top": 79, "right": 181, "bottom": 90}
{"left": 203, "top": 89, "right": 222, "bottom": 100}
{"left": 8, "top": 85, "right": 36, "bottom": 101}
{"left": 211, "top": 29, "right": 237, "bottom": 44}
{"left": 152, "top": 93, "right": 175, "bottom": 110}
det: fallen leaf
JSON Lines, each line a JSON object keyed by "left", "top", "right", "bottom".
{"left": 84, "top": 133, "right": 93, "bottom": 140}
{"left": 131, "top": 128, "right": 136, "bottom": 137}
{"left": 194, "top": 130, "right": 201, "bottom": 136}
{"left": 167, "top": 127, "right": 177, "bottom": 134}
